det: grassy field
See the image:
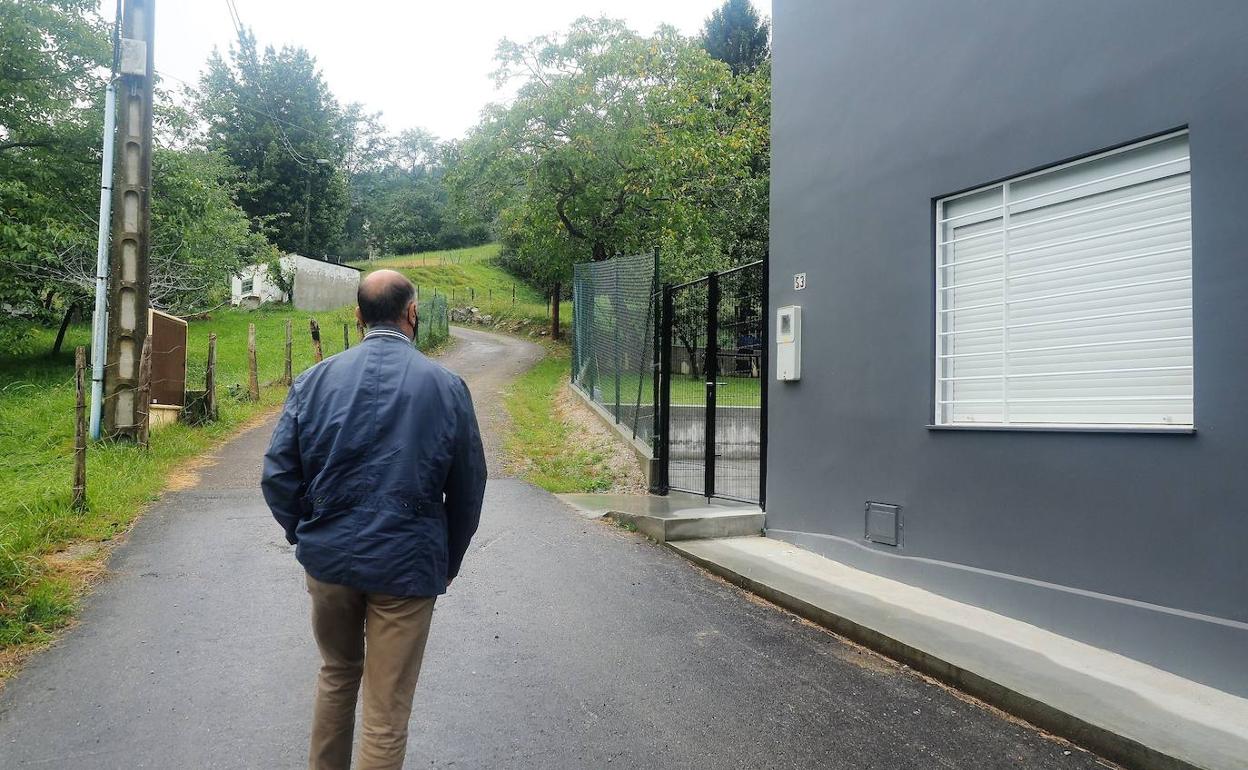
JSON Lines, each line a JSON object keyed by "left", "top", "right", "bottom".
{"left": 355, "top": 244, "right": 571, "bottom": 334}
{"left": 0, "top": 303, "right": 433, "bottom": 663}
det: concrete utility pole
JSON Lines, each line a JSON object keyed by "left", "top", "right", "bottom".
{"left": 103, "top": 0, "right": 155, "bottom": 438}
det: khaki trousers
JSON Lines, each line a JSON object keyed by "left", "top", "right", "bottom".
{"left": 305, "top": 573, "right": 436, "bottom": 770}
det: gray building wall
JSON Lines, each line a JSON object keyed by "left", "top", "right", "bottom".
{"left": 289, "top": 255, "right": 360, "bottom": 312}
{"left": 769, "top": 0, "right": 1248, "bottom": 696}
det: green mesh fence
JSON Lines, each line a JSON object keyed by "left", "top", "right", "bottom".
{"left": 417, "top": 293, "right": 449, "bottom": 348}
{"left": 571, "top": 251, "right": 659, "bottom": 447}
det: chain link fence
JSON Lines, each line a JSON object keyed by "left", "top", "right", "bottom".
{"left": 571, "top": 251, "right": 659, "bottom": 447}
{"left": 416, "top": 293, "right": 450, "bottom": 348}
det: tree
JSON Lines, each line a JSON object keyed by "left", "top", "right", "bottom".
{"left": 448, "top": 18, "right": 769, "bottom": 296}
{"left": 0, "top": 0, "right": 109, "bottom": 346}
{"left": 196, "top": 31, "right": 349, "bottom": 255}
{"left": 47, "top": 143, "right": 278, "bottom": 316}
{"left": 699, "top": 0, "right": 770, "bottom": 75}
{"left": 339, "top": 125, "right": 488, "bottom": 260}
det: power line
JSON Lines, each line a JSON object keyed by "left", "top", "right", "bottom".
{"left": 224, "top": 0, "right": 243, "bottom": 39}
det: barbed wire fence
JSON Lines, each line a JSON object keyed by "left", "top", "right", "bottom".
{"left": 570, "top": 250, "right": 660, "bottom": 447}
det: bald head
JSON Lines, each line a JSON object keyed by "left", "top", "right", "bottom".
{"left": 357, "top": 269, "right": 416, "bottom": 327}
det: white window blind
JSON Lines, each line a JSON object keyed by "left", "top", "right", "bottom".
{"left": 934, "top": 131, "right": 1192, "bottom": 428}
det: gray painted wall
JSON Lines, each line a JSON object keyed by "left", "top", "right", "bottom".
{"left": 289, "top": 255, "right": 360, "bottom": 312}
{"left": 769, "top": 0, "right": 1248, "bottom": 696}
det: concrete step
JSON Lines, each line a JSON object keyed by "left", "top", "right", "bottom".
{"left": 668, "top": 536, "right": 1248, "bottom": 770}
{"left": 556, "top": 492, "right": 764, "bottom": 542}
{"left": 607, "top": 508, "right": 764, "bottom": 543}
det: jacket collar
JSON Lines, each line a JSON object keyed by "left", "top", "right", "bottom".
{"left": 363, "top": 323, "right": 413, "bottom": 343}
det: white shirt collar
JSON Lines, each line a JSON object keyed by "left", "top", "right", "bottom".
{"left": 363, "top": 328, "right": 411, "bottom": 342}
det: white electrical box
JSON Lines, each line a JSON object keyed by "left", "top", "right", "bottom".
{"left": 119, "top": 38, "right": 148, "bottom": 76}
{"left": 776, "top": 305, "right": 801, "bottom": 381}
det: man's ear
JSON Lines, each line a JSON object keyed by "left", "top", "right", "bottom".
{"left": 355, "top": 306, "right": 365, "bottom": 328}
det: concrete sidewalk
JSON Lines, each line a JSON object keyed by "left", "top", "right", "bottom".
{"left": 670, "top": 535, "right": 1248, "bottom": 770}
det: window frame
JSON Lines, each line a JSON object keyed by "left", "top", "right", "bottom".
{"left": 930, "top": 130, "right": 1195, "bottom": 433}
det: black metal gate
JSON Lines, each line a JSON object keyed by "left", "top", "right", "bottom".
{"left": 656, "top": 261, "right": 767, "bottom": 506}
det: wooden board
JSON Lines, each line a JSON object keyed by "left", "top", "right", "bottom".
{"left": 148, "top": 309, "right": 187, "bottom": 407}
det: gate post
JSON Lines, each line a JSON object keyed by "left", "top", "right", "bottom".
{"left": 586, "top": 285, "right": 597, "bottom": 399}
{"left": 612, "top": 262, "right": 622, "bottom": 423}
{"left": 759, "top": 262, "right": 769, "bottom": 510}
{"left": 704, "top": 270, "right": 719, "bottom": 499}
{"left": 650, "top": 248, "right": 661, "bottom": 446}
{"left": 654, "top": 283, "right": 674, "bottom": 495}
{"left": 570, "top": 275, "right": 579, "bottom": 384}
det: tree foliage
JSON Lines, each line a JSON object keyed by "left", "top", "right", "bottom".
{"left": 197, "top": 31, "right": 349, "bottom": 256}
{"left": 0, "top": 3, "right": 278, "bottom": 351}
{"left": 196, "top": 37, "right": 483, "bottom": 262}
{"left": 0, "top": 0, "right": 109, "bottom": 324}
{"left": 43, "top": 115, "right": 278, "bottom": 316}
{"left": 448, "top": 17, "right": 770, "bottom": 290}
{"left": 699, "top": 0, "right": 770, "bottom": 75}
{"left": 339, "top": 127, "right": 489, "bottom": 260}
{"left": 146, "top": 146, "right": 278, "bottom": 311}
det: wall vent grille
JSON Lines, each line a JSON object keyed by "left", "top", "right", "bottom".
{"left": 865, "top": 502, "right": 901, "bottom": 546}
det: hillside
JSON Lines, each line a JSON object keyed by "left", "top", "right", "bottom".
{"left": 355, "top": 244, "right": 571, "bottom": 335}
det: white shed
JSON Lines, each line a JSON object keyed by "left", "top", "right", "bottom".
{"left": 231, "top": 254, "right": 360, "bottom": 312}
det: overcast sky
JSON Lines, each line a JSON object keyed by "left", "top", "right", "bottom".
{"left": 113, "top": 0, "right": 770, "bottom": 141}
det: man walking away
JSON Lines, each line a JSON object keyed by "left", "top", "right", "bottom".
{"left": 262, "top": 269, "right": 487, "bottom": 770}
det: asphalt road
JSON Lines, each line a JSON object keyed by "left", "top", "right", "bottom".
{"left": 0, "top": 327, "right": 1111, "bottom": 769}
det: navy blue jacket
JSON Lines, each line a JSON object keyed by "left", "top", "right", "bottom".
{"left": 261, "top": 324, "right": 486, "bottom": 597}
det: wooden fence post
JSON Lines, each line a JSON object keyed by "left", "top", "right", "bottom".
{"left": 309, "top": 318, "right": 323, "bottom": 362}
{"left": 512, "top": 283, "right": 516, "bottom": 305}
{"left": 283, "top": 319, "right": 293, "bottom": 385}
{"left": 73, "top": 346, "right": 87, "bottom": 511}
{"left": 206, "top": 333, "right": 218, "bottom": 420}
{"left": 136, "top": 335, "right": 153, "bottom": 449}
{"left": 343, "top": 322, "right": 350, "bottom": 351}
{"left": 552, "top": 282, "right": 562, "bottom": 340}
{"left": 247, "top": 323, "right": 260, "bottom": 401}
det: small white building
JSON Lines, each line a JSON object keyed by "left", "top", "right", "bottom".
{"left": 231, "top": 254, "right": 360, "bottom": 312}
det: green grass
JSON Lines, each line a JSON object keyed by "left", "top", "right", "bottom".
{"left": 355, "top": 244, "right": 571, "bottom": 334}
{"left": 0, "top": 303, "right": 436, "bottom": 660}
{"left": 503, "top": 344, "right": 628, "bottom": 494}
